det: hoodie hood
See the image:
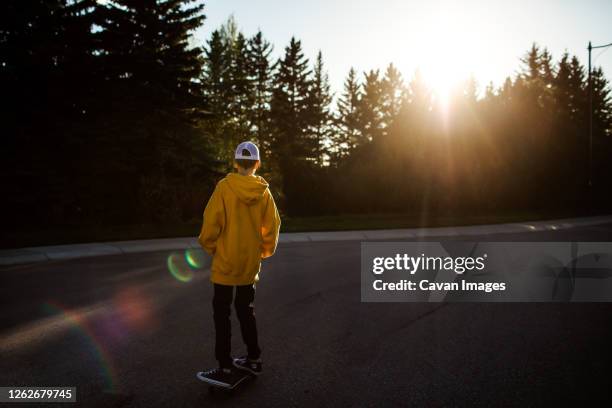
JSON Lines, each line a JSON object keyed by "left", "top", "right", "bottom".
{"left": 224, "top": 173, "right": 269, "bottom": 206}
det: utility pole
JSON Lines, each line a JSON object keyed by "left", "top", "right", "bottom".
{"left": 588, "top": 41, "right": 592, "bottom": 189}
{"left": 587, "top": 41, "right": 612, "bottom": 207}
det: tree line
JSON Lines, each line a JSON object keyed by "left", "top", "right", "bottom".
{"left": 2, "top": 1, "right": 611, "bottom": 232}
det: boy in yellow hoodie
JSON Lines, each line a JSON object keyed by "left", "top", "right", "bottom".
{"left": 196, "top": 141, "right": 281, "bottom": 389}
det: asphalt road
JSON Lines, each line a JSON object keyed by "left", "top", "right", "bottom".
{"left": 2, "top": 224, "right": 612, "bottom": 407}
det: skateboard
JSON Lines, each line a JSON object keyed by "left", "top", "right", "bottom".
{"left": 197, "top": 369, "right": 255, "bottom": 393}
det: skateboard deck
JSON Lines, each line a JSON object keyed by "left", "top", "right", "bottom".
{"left": 197, "top": 370, "right": 255, "bottom": 392}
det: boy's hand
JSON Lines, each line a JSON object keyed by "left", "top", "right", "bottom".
{"left": 261, "top": 190, "right": 281, "bottom": 258}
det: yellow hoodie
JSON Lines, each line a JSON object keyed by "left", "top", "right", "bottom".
{"left": 198, "top": 173, "right": 281, "bottom": 285}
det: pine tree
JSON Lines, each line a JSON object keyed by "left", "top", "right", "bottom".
{"left": 202, "top": 29, "right": 231, "bottom": 160}
{"left": 589, "top": 66, "right": 612, "bottom": 191}
{"left": 590, "top": 67, "right": 612, "bottom": 138}
{"left": 220, "top": 14, "right": 239, "bottom": 47}
{"left": 228, "top": 32, "right": 253, "bottom": 143}
{"left": 208, "top": 18, "right": 258, "bottom": 166}
{"left": 498, "top": 77, "right": 514, "bottom": 106}
{"left": 1, "top": 0, "right": 98, "bottom": 226}
{"left": 1, "top": 0, "right": 97, "bottom": 123}
{"left": 406, "top": 69, "right": 431, "bottom": 112}
{"left": 309, "top": 51, "right": 334, "bottom": 165}
{"left": 97, "top": 0, "right": 205, "bottom": 107}
{"left": 270, "top": 37, "right": 314, "bottom": 211}
{"left": 547, "top": 52, "right": 579, "bottom": 191}
{"left": 359, "top": 69, "right": 384, "bottom": 142}
{"left": 247, "top": 31, "right": 275, "bottom": 153}
{"left": 270, "top": 37, "right": 314, "bottom": 162}
{"left": 521, "top": 43, "right": 542, "bottom": 83}
{"left": 203, "top": 30, "right": 229, "bottom": 110}
{"left": 463, "top": 76, "right": 478, "bottom": 103}
{"left": 381, "top": 63, "right": 405, "bottom": 131}
{"left": 540, "top": 49, "right": 555, "bottom": 85}
{"left": 568, "top": 55, "right": 587, "bottom": 125}
{"left": 519, "top": 43, "right": 554, "bottom": 109}
{"left": 335, "top": 67, "right": 363, "bottom": 159}
{"left": 539, "top": 48, "right": 556, "bottom": 111}
{"left": 95, "top": 0, "right": 211, "bottom": 222}
{"left": 553, "top": 52, "right": 572, "bottom": 120}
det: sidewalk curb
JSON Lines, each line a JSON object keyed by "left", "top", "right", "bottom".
{"left": 2, "top": 215, "right": 611, "bottom": 266}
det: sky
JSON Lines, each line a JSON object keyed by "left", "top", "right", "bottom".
{"left": 194, "top": 0, "right": 612, "bottom": 98}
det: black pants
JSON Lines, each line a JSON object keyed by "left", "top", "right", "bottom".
{"left": 213, "top": 283, "right": 261, "bottom": 368}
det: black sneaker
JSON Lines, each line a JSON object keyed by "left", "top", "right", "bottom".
{"left": 233, "top": 356, "right": 262, "bottom": 376}
{"left": 196, "top": 367, "right": 249, "bottom": 389}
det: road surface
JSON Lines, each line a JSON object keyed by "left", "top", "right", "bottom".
{"left": 2, "top": 224, "right": 612, "bottom": 407}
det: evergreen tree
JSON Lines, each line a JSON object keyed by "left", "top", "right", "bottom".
{"left": 381, "top": 63, "right": 405, "bottom": 131}
{"left": 202, "top": 30, "right": 230, "bottom": 108}
{"left": 359, "top": 69, "right": 384, "bottom": 142}
{"left": 519, "top": 43, "right": 554, "bottom": 109}
{"left": 541, "top": 49, "right": 555, "bottom": 84}
{"left": 463, "top": 76, "right": 478, "bottom": 103}
{"left": 335, "top": 67, "right": 363, "bottom": 159}
{"left": 271, "top": 37, "right": 314, "bottom": 160}
{"left": 202, "top": 29, "right": 231, "bottom": 159}
{"left": 270, "top": 37, "right": 314, "bottom": 211}
{"left": 207, "top": 17, "right": 257, "bottom": 166}
{"left": 553, "top": 52, "right": 573, "bottom": 120}
{"left": 521, "top": 43, "right": 542, "bottom": 83}
{"left": 227, "top": 31, "right": 253, "bottom": 145}
{"left": 590, "top": 66, "right": 612, "bottom": 193}
{"left": 95, "top": 0, "right": 211, "bottom": 222}
{"left": 539, "top": 48, "right": 556, "bottom": 110}
{"left": 590, "top": 66, "right": 612, "bottom": 138}
{"left": 1, "top": 0, "right": 98, "bottom": 226}
{"left": 309, "top": 51, "right": 334, "bottom": 165}
{"left": 220, "top": 14, "right": 239, "bottom": 46}
{"left": 568, "top": 55, "right": 587, "bottom": 124}
{"left": 97, "top": 0, "right": 205, "bottom": 106}
{"left": 498, "top": 77, "right": 513, "bottom": 106}
{"left": 401, "top": 69, "right": 432, "bottom": 132}
{"left": 407, "top": 69, "right": 431, "bottom": 111}
{"left": 247, "top": 31, "right": 275, "bottom": 154}
{"left": 243, "top": 30, "right": 281, "bottom": 197}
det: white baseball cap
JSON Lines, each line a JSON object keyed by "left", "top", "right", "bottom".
{"left": 235, "top": 141, "right": 260, "bottom": 161}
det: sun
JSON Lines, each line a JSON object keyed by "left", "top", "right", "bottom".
{"left": 422, "top": 66, "right": 459, "bottom": 110}
{"left": 411, "top": 9, "right": 476, "bottom": 110}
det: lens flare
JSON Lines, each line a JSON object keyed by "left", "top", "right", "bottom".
{"left": 185, "top": 248, "right": 206, "bottom": 269}
{"left": 114, "top": 287, "right": 155, "bottom": 331}
{"left": 167, "top": 252, "right": 194, "bottom": 282}
{"left": 40, "top": 301, "right": 119, "bottom": 393}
